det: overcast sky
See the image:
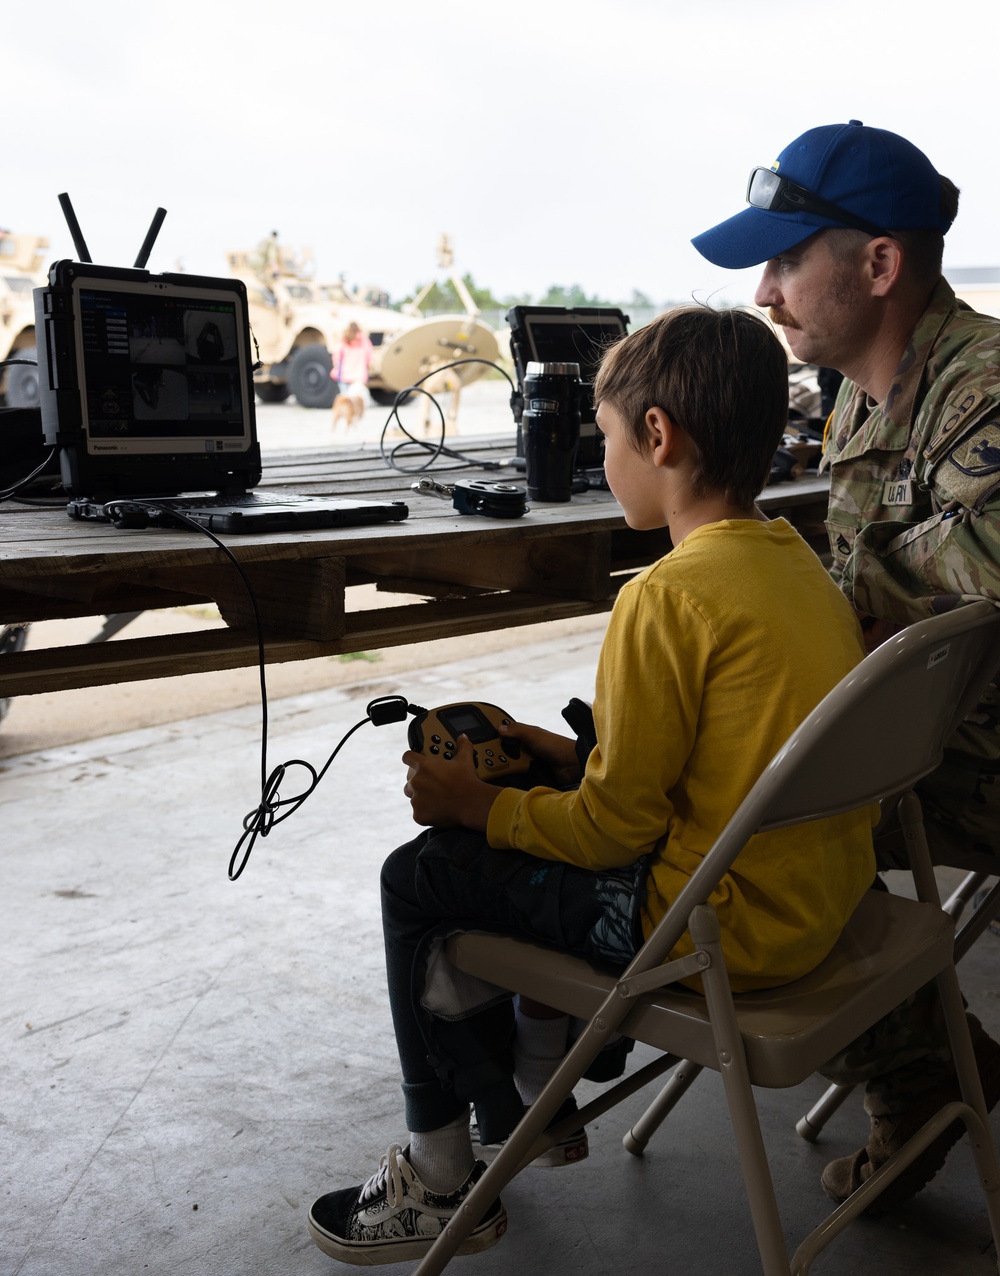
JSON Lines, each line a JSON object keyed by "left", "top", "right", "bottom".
{"left": 6, "top": 0, "right": 998, "bottom": 308}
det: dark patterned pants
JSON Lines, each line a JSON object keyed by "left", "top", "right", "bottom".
{"left": 380, "top": 828, "right": 646, "bottom": 1141}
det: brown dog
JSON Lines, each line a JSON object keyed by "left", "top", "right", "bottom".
{"left": 331, "top": 392, "right": 366, "bottom": 432}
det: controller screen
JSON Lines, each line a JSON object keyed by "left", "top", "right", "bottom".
{"left": 437, "top": 705, "right": 498, "bottom": 744}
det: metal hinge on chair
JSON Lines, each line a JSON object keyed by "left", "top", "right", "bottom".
{"left": 615, "top": 950, "right": 710, "bottom": 1000}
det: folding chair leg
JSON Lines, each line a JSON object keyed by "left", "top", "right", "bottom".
{"left": 691, "top": 905, "right": 791, "bottom": 1275}
{"left": 933, "top": 959, "right": 1000, "bottom": 1252}
{"left": 415, "top": 986, "right": 635, "bottom": 1276}
{"left": 795, "top": 1081, "right": 857, "bottom": 1143}
{"left": 623, "top": 1060, "right": 703, "bottom": 1155}
{"left": 955, "top": 878, "right": 1000, "bottom": 962}
{"left": 943, "top": 869, "right": 988, "bottom": 920}
{"left": 795, "top": 868, "right": 998, "bottom": 1144}
{"left": 900, "top": 792, "right": 1000, "bottom": 1255}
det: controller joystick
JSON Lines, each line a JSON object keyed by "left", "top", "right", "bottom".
{"left": 407, "top": 701, "right": 532, "bottom": 783}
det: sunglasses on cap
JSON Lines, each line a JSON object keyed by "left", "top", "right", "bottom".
{"left": 747, "top": 167, "right": 893, "bottom": 239}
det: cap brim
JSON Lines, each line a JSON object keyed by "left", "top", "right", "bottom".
{"left": 691, "top": 206, "right": 832, "bottom": 269}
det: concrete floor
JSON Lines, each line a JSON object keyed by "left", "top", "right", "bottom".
{"left": 3, "top": 626, "right": 999, "bottom": 1276}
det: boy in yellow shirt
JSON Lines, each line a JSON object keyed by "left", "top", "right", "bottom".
{"left": 307, "top": 306, "right": 876, "bottom": 1266}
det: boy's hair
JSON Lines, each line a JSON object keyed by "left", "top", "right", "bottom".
{"left": 593, "top": 305, "right": 788, "bottom": 508}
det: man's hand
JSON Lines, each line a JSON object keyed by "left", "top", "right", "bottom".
{"left": 500, "top": 720, "right": 582, "bottom": 789}
{"left": 402, "top": 736, "right": 500, "bottom": 830}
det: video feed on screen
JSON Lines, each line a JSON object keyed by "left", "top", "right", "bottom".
{"left": 78, "top": 287, "right": 247, "bottom": 441}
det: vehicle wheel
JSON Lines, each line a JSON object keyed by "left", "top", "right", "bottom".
{"left": 287, "top": 344, "right": 335, "bottom": 409}
{"left": 255, "top": 382, "right": 291, "bottom": 404}
{"left": 369, "top": 386, "right": 413, "bottom": 407}
{"left": 0, "top": 624, "right": 29, "bottom": 725}
{"left": 5, "top": 346, "right": 39, "bottom": 408}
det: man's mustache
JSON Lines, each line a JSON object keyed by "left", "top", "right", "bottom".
{"left": 769, "top": 307, "right": 799, "bottom": 330}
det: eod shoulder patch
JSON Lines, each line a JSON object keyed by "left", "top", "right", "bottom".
{"left": 950, "top": 424, "right": 1000, "bottom": 477}
{"left": 942, "top": 419, "right": 1000, "bottom": 509}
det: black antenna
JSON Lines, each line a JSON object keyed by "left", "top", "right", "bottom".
{"left": 134, "top": 207, "right": 167, "bottom": 269}
{"left": 57, "top": 192, "right": 92, "bottom": 263}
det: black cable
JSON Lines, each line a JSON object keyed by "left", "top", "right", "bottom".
{"left": 101, "top": 499, "right": 272, "bottom": 797}
{"left": 100, "top": 498, "right": 421, "bottom": 880}
{"left": 0, "top": 445, "right": 58, "bottom": 502}
{"left": 378, "top": 358, "right": 515, "bottom": 475}
{"left": 3, "top": 495, "right": 67, "bottom": 507}
{"left": 0, "top": 355, "right": 61, "bottom": 502}
{"left": 231, "top": 692, "right": 421, "bottom": 879}
{"left": 230, "top": 714, "right": 370, "bottom": 880}
{"left": 247, "top": 323, "right": 263, "bottom": 372}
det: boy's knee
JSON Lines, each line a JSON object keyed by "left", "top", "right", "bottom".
{"left": 383, "top": 827, "right": 491, "bottom": 895}
{"left": 380, "top": 831, "right": 430, "bottom": 900}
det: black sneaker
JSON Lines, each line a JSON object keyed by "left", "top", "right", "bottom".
{"left": 307, "top": 1144, "right": 507, "bottom": 1265}
{"left": 471, "top": 1097, "right": 589, "bottom": 1167}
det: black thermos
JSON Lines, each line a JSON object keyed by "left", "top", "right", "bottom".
{"left": 521, "top": 361, "right": 581, "bottom": 502}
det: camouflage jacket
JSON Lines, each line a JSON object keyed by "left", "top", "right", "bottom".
{"left": 823, "top": 279, "right": 1000, "bottom": 625}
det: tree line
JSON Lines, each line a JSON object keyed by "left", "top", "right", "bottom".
{"left": 401, "top": 274, "right": 678, "bottom": 313}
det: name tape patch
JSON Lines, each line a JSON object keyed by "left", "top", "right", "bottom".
{"left": 882, "top": 478, "right": 913, "bottom": 506}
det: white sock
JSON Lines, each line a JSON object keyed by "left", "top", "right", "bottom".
{"left": 408, "top": 1109, "right": 475, "bottom": 1193}
{"left": 513, "top": 1007, "right": 570, "bottom": 1106}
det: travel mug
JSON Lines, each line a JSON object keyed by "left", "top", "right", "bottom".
{"left": 521, "top": 360, "right": 581, "bottom": 502}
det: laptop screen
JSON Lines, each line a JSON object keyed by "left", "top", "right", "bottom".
{"left": 505, "top": 305, "right": 629, "bottom": 467}
{"left": 508, "top": 310, "right": 629, "bottom": 384}
{"left": 74, "top": 276, "right": 252, "bottom": 454}
{"left": 38, "top": 263, "right": 261, "bottom": 498}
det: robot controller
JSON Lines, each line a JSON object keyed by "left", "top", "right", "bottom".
{"left": 406, "top": 701, "right": 533, "bottom": 783}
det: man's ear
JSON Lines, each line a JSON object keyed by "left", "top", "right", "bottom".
{"left": 867, "top": 236, "right": 905, "bottom": 297}
{"left": 645, "top": 407, "right": 676, "bottom": 466}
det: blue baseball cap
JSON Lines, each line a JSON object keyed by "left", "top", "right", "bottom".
{"left": 692, "top": 120, "right": 951, "bottom": 269}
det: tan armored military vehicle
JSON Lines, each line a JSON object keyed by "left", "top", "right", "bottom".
{"left": 0, "top": 230, "right": 49, "bottom": 407}
{"left": 228, "top": 235, "right": 421, "bottom": 408}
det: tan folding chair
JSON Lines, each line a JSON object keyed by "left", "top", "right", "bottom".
{"left": 414, "top": 600, "right": 1000, "bottom": 1276}
{"left": 796, "top": 861, "right": 1000, "bottom": 1143}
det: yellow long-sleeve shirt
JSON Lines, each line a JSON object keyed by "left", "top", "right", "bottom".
{"left": 487, "top": 518, "right": 876, "bottom": 991}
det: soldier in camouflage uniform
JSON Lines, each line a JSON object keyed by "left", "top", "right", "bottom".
{"left": 693, "top": 120, "right": 1000, "bottom": 1212}
{"left": 826, "top": 275, "right": 1000, "bottom": 872}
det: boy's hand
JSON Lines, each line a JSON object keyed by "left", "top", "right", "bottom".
{"left": 402, "top": 735, "right": 500, "bottom": 831}
{"left": 500, "top": 721, "right": 582, "bottom": 788}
